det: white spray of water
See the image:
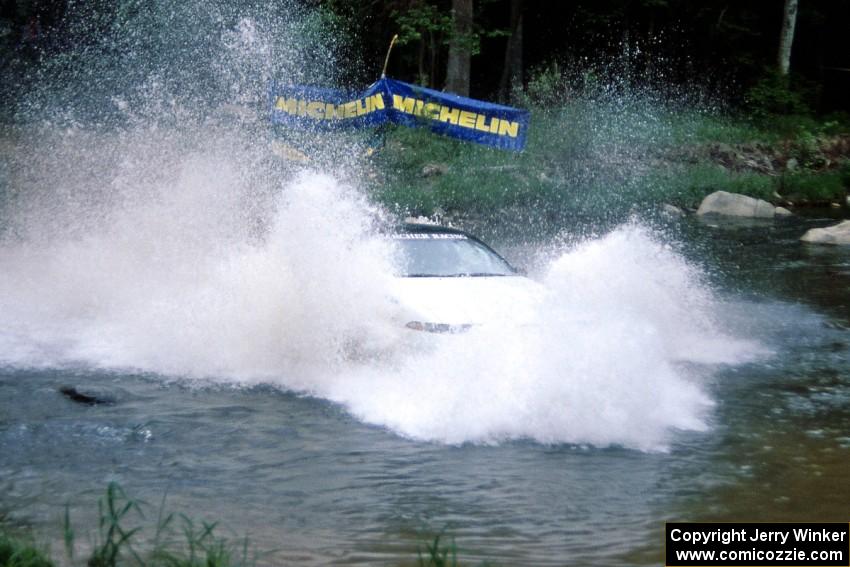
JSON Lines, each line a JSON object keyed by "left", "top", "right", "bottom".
{"left": 0, "top": 159, "right": 399, "bottom": 382}
{"left": 326, "top": 225, "right": 763, "bottom": 451}
{"left": 0, "top": 5, "right": 765, "bottom": 450}
{"left": 1, "top": 152, "right": 764, "bottom": 452}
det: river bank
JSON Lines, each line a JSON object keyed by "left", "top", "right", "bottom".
{"left": 368, "top": 107, "right": 850, "bottom": 224}
{"left": 2, "top": 105, "right": 847, "bottom": 230}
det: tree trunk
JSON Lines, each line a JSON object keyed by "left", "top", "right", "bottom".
{"left": 445, "top": 0, "right": 473, "bottom": 96}
{"left": 430, "top": 30, "right": 438, "bottom": 90}
{"left": 777, "top": 0, "right": 798, "bottom": 75}
{"left": 498, "top": 0, "right": 523, "bottom": 103}
{"left": 418, "top": 36, "right": 427, "bottom": 86}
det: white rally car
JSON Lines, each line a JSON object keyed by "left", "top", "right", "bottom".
{"left": 388, "top": 222, "right": 542, "bottom": 333}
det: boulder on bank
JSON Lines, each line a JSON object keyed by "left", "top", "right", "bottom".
{"left": 421, "top": 163, "right": 448, "bottom": 177}
{"left": 696, "top": 191, "right": 782, "bottom": 218}
{"left": 800, "top": 220, "right": 850, "bottom": 246}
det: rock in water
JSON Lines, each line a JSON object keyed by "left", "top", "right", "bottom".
{"left": 696, "top": 191, "right": 777, "bottom": 218}
{"left": 662, "top": 204, "right": 685, "bottom": 217}
{"left": 800, "top": 221, "right": 850, "bottom": 246}
{"left": 59, "top": 386, "right": 114, "bottom": 406}
{"left": 775, "top": 206, "right": 794, "bottom": 216}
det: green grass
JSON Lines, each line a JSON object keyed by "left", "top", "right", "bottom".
{"left": 86, "top": 483, "right": 145, "bottom": 567}
{"left": 1, "top": 484, "right": 493, "bottom": 567}
{"left": 668, "top": 111, "right": 850, "bottom": 145}
{"left": 371, "top": 126, "right": 541, "bottom": 218}
{"left": 642, "top": 163, "right": 777, "bottom": 208}
{"left": 779, "top": 170, "right": 848, "bottom": 203}
{"left": 644, "top": 164, "right": 849, "bottom": 209}
{"left": 668, "top": 113, "right": 774, "bottom": 146}
{"left": 368, "top": 104, "right": 849, "bottom": 221}
{"left": 417, "top": 534, "right": 457, "bottom": 567}
{"left": 1, "top": 483, "right": 260, "bottom": 567}
{"left": 0, "top": 533, "right": 54, "bottom": 567}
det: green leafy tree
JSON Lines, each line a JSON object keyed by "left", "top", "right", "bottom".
{"left": 391, "top": 0, "right": 505, "bottom": 92}
{"left": 393, "top": 1, "right": 453, "bottom": 87}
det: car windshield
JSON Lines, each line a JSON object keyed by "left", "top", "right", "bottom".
{"left": 392, "top": 233, "right": 516, "bottom": 277}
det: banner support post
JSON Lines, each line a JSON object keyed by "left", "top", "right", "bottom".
{"left": 381, "top": 34, "right": 399, "bottom": 78}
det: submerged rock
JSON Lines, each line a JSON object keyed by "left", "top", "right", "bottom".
{"left": 59, "top": 386, "right": 115, "bottom": 406}
{"left": 661, "top": 204, "right": 685, "bottom": 217}
{"left": 800, "top": 221, "right": 850, "bottom": 246}
{"left": 696, "top": 191, "right": 779, "bottom": 218}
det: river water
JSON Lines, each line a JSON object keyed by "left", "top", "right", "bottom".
{"left": 1, "top": 193, "right": 848, "bottom": 564}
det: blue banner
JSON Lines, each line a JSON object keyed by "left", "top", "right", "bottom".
{"left": 269, "top": 78, "right": 530, "bottom": 152}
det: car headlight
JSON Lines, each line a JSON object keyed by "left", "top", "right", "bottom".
{"left": 405, "top": 321, "right": 472, "bottom": 334}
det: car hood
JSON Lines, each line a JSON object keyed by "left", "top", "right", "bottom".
{"left": 389, "top": 275, "right": 544, "bottom": 327}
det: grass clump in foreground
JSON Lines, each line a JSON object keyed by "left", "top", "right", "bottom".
{"left": 0, "top": 482, "right": 260, "bottom": 567}
{"left": 0, "top": 533, "right": 53, "bottom": 567}
{"left": 1, "top": 484, "right": 491, "bottom": 567}
{"left": 417, "top": 534, "right": 457, "bottom": 567}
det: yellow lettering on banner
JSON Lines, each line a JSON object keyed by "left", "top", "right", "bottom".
{"left": 275, "top": 96, "right": 389, "bottom": 120}
{"left": 275, "top": 97, "right": 298, "bottom": 114}
{"left": 439, "top": 106, "right": 460, "bottom": 125}
{"left": 474, "top": 114, "right": 493, "bottom": 132}
{"left": 393, "top": 95, "right": 416, "bottom": 114}
{"left": 369, "top": 93, "right": 385, "bottom": 110}
{"left": 498, "top": 120, "right": 520, "bottom": 138}
{"left": 458, "top": 110, "right": 476, "bottom": 129}
{"left": 273, "top": 90, "right": 520, "bottom": 140}
{"left": 423, "top": 102, "right": 440, "bottom": 119}
{"left": 307, "top": 101, "right": 324, "bottom": 119}
{"left": 325, "top": 103, "right": 342, "bottom": 119}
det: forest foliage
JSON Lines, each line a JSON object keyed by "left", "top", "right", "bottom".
{"left": 2, "top": 0, "right": 849, "bottom": 114}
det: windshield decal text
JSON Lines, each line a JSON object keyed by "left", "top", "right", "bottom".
{"left": 394, "top": 233, "right": 467, "bottom": 240}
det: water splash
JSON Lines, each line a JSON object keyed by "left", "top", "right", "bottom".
{"left": 0, "top": 181, "right": 766, "bottom": 453}
{"left": 326, "top": 224, "right": 764, "bottom": 451}
{"left": 0, "top": 163, "right": 399, "bottom": 379}
{"left": 8, "top": 1, "right": 349, "bottom": 125}
{"left": 0, "top": 2, "right": 766, "bottom": 452}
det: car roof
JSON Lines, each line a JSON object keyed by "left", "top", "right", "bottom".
{"left": 397, "top": 222, "right": 470, "bottom": 236}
